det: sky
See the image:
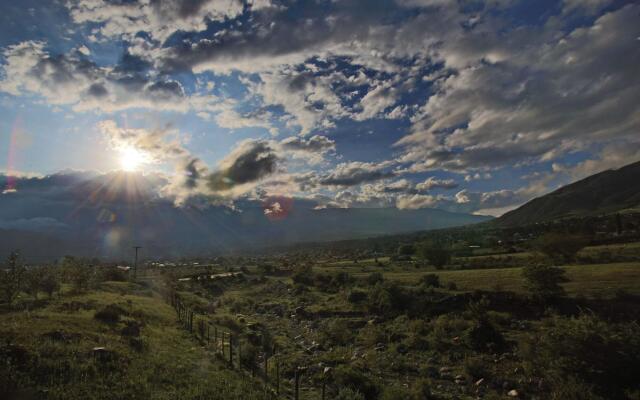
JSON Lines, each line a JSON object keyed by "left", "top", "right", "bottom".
{"left": 0, "top": 0, "right": 639, "bottom": 217}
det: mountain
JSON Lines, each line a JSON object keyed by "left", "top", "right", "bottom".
{"left": 0, "top": 171, "right": 490, "bottom": 261}
{"left": 495, "top": 160, "right": 640, "bottom": 227}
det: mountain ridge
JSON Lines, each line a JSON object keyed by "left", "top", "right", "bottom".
{"left": 495, "top": 160, "right": 640, "bottom": 227}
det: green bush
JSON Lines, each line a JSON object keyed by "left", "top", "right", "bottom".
{"left": 417, "top": 242, "right": 450, "bottom": 269}
{"left": 94, "top": 304, "right": 127, "bottom": 324}
{"left": 522, "top": 264, "right": 568, "bottom": 301}
{"left": 333, "top": 366, "right": 380, "bottom": 400}
{"left": 348, "top": 290, "right": 367, "bottom": 303}
{"left": 521, "top": 315, "right": 640, "bottom": 399}
{"left": 420, "top": 274, "right": 440, "bottom": 288}
{"left": 0, "top": 251, "right": 25, "bottom": 306}
{"left": 531, "top": 233, "right": 589, "bottom": 263}
{"left": 367, "top": 272, "right": 384, "bottom": 286}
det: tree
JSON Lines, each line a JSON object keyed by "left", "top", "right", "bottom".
{"left": 420, "top": 273, "right": 440, "bottom": 288}
{"left": 522, "top": 264, "right": 569, "bottom": 301}
{"left": 23, "top": 268, "right": 41, "bottom": 300}
{"left": 62, "top": 256, "right": 93, "bottom": 292}
{"left": 397, "top": 244, "right": 416, "bottom": 257}
{"left": 417, "top": 242, "right": 451, "bottom": 269}
{"left": 532, "top": 233, "right": 589, "bottom": 263}
{"left": 0, "top": 251, "right": 25, "bottom": 306}
{"left": 39, "top": 267, "right": 61, "bottom": 298}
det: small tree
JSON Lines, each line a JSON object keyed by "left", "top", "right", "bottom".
{"left": 62, "top": 256, "right": 93, "bottom": 292}
{"left": 532, "top": 233, "right": 589, "bottom": 264}
{"left": 39, "top": 267, "right": 61, "bottom": 298}
{"left": 397, "top": 244, "right": 416, "bottom": 257}
{"left": 420, "top": 273, "right": 440, "bottom": 288}
{"left": 23, "top": 268, "right": 41, "bottom": 300}
{"left": 522, "top": 264, "right": 569, "bottom": 301}
{"left": 417, "top": 242, "right": 451, "bottom": 269}
{"left": 0, "top": 251, "right": 25, "bottom": 306}
{"left": 367, "top": 272, "right": 384, "bottom": 286}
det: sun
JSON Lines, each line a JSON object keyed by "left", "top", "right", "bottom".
{"left": 119, "top": 146, "right": 149, "bottom": 172}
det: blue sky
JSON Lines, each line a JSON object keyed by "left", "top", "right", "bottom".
{"left": 1, "top": 0, "right": 639, "bottom": 216}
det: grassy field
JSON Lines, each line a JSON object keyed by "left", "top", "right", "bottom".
{"left": 337, "top": 262, "right": 640, "bottom": 297}
{"left": 0, "top": 281, "right": 268, "bottom": 400}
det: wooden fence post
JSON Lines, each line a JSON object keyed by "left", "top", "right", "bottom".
{"left": 264, "top": 355, "right": 268, "bottom": 383}
{"left": 294, "top": 367, "right": 300, "bottom": 400}
{"left": 229, "top": 334, "right": 233, "bottom": 365}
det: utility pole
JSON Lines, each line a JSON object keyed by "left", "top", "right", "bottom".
{"left": 133, "top": 246, "right": 142, "bottom": 279}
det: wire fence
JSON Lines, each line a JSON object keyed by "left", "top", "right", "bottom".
{"left": 161, "top": 289, "right": 335, "bottom": 400}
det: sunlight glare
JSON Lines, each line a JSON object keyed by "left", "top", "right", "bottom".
{"left": 119, "top": 147, "right": 149, "bottom": 172}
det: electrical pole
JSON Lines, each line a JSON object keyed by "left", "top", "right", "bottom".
{"left": 133, "top": 246, "right": 142, "bottom": 279}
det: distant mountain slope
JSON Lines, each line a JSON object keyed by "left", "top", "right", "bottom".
{"left": 495, "top": 160, "right": 640, "bottom": 227}
{"left": 0, "top": 171, "right": 491, "bottom": 260}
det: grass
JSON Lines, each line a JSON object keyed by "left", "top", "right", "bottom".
{"left": 0, "top": 281, "right": 269, "bottom": 400}
{"left": 345, "top": 262, "right": 640, "bottom": 297}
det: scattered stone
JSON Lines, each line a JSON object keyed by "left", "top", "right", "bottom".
{"left": 508, "top": 389, "right": 519, "bottom": 397}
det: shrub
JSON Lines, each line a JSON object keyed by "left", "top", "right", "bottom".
{"left": 39, "top": 267, "right": 60, "bottom": 298}
{"left": 465, "top": 319, "right": 505, "bottom": 352}
{"left": 348, "top": 290, "right": 367, "bottom": 304}
{"left": 397, "top": 244, "right": 416, "bottom": 256}
{"left": 333, "top": 366, "right": 380, "bottom": 400}
{"left": 531, "top": 233, "right": 589, "bottom": 263}
{"left": 417, "top": 242, "right": 451, "bottom": 269}
{"left": 292, "top": 265, "right": 314, "bottom": 286}
{"left": 521, "top": 315, "right": 640, "bottom": 399}
{"left": 522, "top": 264, "right": 568, "bottom": 301}
{"left": 94, "top": 304, "right": 127, "bottom": 324}
{"left": 0, "top": 251, "right": 25, "bottom": 306}
{"left": 367, "top": 272, "right": 384, "bottom": 286}
{"left": 381, "top": 386, "right": 412, "bottom": 400}
{"left": 23, "top": 268, "right": 41, "bottom": 300}
{"left": 335, "top": 387, "right": 365, "bottom": 400}
{"left": 464, "top": 355, "right": 491, "bottom": 380}
{"left": 420, "top": 274, "right": 440, "bottom": 288}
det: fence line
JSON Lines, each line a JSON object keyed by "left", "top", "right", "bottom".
{"left": 160, "top": 288, "right": 334, "bottom": 400}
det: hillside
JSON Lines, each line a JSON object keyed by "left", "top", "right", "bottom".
{"left": 0, "top": 281, "right": 267, "bottom": 400}
{"left": 495, "top": 160, "right": 640, "bottom": 227}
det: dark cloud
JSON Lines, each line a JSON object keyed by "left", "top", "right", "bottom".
{"left": 280, "top": 135, "right": 335, "bottom": 154}
{"left": 319, "top": 161, "right": 396, "bottom": 186}
{"left": 207, "top": 140, "right": 279, "bottom": 191}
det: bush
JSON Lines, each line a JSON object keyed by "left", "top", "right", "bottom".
{"left": 348, "top": 290, "right": 367, "bottom": 303}
{"left": 94, "top": 304, "right": 127, "bottom": 324}
{"left": 381, "top": 386, "right": 412, "bottom": 400}
{"left": 522, "top": 264, "right": 568, "bottom": 301}
{"left": 23, "top": 268, "right": 41, "bottom": 300}
{"left": 367, "top": 272, "right": 384, "bottom": 286}
{"left": 521, "top": 314, "right": 640, "bottom": 399}
{"left": 531, "top": 233, "right": 589, "bottom": 263}
{"left": 292, "top": 265, "right": 314, "bottom": 286}
{"left": 420, "top": 274, "right": 440, "bottom": 288}
{"left": 333, "top": 366, "right": 380, "bottom": 400}
{"left": 0, "top": 251, "right": 25, "bottom": 306}
{"left": 39, "top": 267, "right": 60, "bottom": 298}
{"left": 417, "top": 242, "right": 451, "bottom": 269}
{"left": 335, "top": 387, "right": 365, "bottom": 400}
{"left": 397, "top": 244, "right": 416, "bottom": 257}
{"left": 465, "top": 319, "right": 505, "bottom": 352}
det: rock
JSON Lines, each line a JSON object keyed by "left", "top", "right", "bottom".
{"left": 439, "top": 366, "right": 453, "bottom": 373}
{"left": 507, "top": 389, "right": 519, "bottom": 397}
{"left": 455, "top": 374, "right": 465, "bottom": 381}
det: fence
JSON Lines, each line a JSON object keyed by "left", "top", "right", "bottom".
{"left": 163, "top": 289, "right": 335, "bottom": 400}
